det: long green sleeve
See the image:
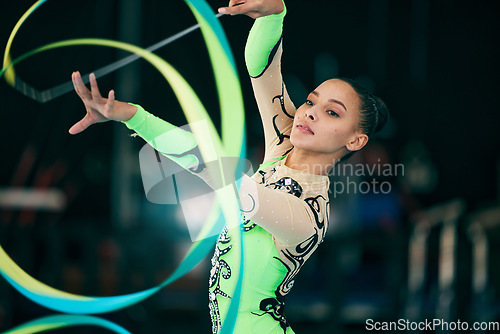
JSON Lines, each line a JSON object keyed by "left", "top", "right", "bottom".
{"left": 122, "top": 103, "right": 199, "bottom": 171}
{"left": 244, "top": 2, "right": 286, "bottom": 78}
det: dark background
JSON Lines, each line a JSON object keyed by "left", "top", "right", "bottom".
{"left": 0, "top": 0, "right": 499, "bottom": 333}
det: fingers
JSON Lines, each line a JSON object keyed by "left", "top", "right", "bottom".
{"left": 105, "top": 89, "right": 115, "bottom": 115}
{"left": 228, "top": 0, "right": 246, "bottom": 7}
{"left": 72, "top": 71, "right": 91, "bottom": 100}
{"left": 107, "top": 89, "right": 115, "bottom": 103}
{"left": 71, "top": 72, "right": 81, "bottom": 97}
{"left": 89, "top": 73, "right": 103, "bottom": 101}
{"left": 218, "top": 1, "right": 255, "bottom": 15}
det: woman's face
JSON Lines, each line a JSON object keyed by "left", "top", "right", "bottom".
{"left": 290, "top": 79, "right": 367, "bottom": 157}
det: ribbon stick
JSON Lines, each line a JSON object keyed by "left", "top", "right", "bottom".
{"left": 4, "top": 9, "right": 223, "bottom": 103}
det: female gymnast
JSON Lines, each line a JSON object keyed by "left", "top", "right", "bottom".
{"left": 69, "top": 0, "right": 389, "bottom": 332}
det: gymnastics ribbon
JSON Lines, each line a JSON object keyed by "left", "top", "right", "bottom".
{"left": 1, "top": 0, "right": 245, "bottom": 330}
{"left": 2, "top": 0, "right": 47, "bottom": 87}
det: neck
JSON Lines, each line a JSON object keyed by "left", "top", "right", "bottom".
{"left": 285, "top": 147, "right": 342, "bottom": 176}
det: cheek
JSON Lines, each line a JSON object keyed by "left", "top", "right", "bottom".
{"left": 290, "top": 112, "right": 303, "bottom": 139}
{"left": 293, "top": 107, "right": 305, "bottom": 122}
{"left": 289, "top": 127, "right": 298, "bottom": 145}
{"left": 326, "top": 116, "right": 359, "bottom": 140}
{"left": 322, "top": 123, "right": 350, "bottom": 141}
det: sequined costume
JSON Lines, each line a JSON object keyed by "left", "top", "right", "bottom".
{"left": 122, "top": 2, "right": 330, "bottom": 333}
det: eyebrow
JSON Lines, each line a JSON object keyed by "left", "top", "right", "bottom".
{"left": 311, "top": 91, "right": 348, "bottom": 113}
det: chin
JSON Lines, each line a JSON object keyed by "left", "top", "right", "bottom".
{"left": 289, "top": 134, "right": 303, "bottom": 149}
{"left": 290, "top": 139, "right": 319, "bottom": 153}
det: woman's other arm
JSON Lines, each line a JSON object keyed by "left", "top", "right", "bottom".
{"left": 69, "top": 71, "right": 200, "bottom": 171}
{"left": 70, "top": 71, "right": 314, "bottom": 243}
{"left": 238, "top": 172, "right": 318, "bottom": 246}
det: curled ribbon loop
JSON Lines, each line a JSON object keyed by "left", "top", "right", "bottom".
{"left": 1, "top": 0, "right": 245, "bottom": 332}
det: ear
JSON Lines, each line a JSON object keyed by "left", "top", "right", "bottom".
{"left": 346, "top": 133, "right": 369, "bottom": 152}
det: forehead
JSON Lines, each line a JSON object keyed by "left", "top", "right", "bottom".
{"left": 313, "top": 79, "right": 361, "bottom": 111}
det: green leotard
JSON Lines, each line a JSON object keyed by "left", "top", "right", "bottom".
{"left": 123, "top": 3, "right": 331, "bottom": 333}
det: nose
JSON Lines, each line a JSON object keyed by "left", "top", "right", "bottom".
{"left": 305, "top": 107, "right": 316, "bottom": 120}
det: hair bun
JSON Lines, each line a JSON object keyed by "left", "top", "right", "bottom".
{"left": 372, "top": 95, "right": 389, "bottom": 134}
{"left": 336, "top": 77, "right": 389, "bottom": 136}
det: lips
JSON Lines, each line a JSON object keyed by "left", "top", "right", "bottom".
{"left": 297, "top": 122, "right": 314, "bottom": 135}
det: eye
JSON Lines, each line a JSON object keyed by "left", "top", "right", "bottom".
{"left": 327, "top": 110, "right": 339, "bottom": 117}
{"left": 305, "top": 99, "right": 314, "bottom": 106}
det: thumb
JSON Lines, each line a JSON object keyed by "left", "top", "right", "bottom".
{"left": 68, "top": 113, "right": 93, "bottom": 135}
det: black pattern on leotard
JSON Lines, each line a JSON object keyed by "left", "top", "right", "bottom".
{"left": 208, "top": 227, "right": 232, "bottom": 333}
{"left": 267, "top": 177, "right": 303, "bottom": 198}
{"left": 255, "top": 187, "right": 329, "bottom": 333}
{"left": 272, "top": 82, "right": 295, "bottom": 119}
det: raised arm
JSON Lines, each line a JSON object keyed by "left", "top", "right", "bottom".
{"left": 221, "top": 0, "right": 296, "bottom": 165}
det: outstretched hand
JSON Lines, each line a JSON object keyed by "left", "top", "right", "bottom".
{"left": 218, "top": 0, "right": 284, "bottom": 19}
{"left": 69, "top": 71, "right": 136, "bottom": 135}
